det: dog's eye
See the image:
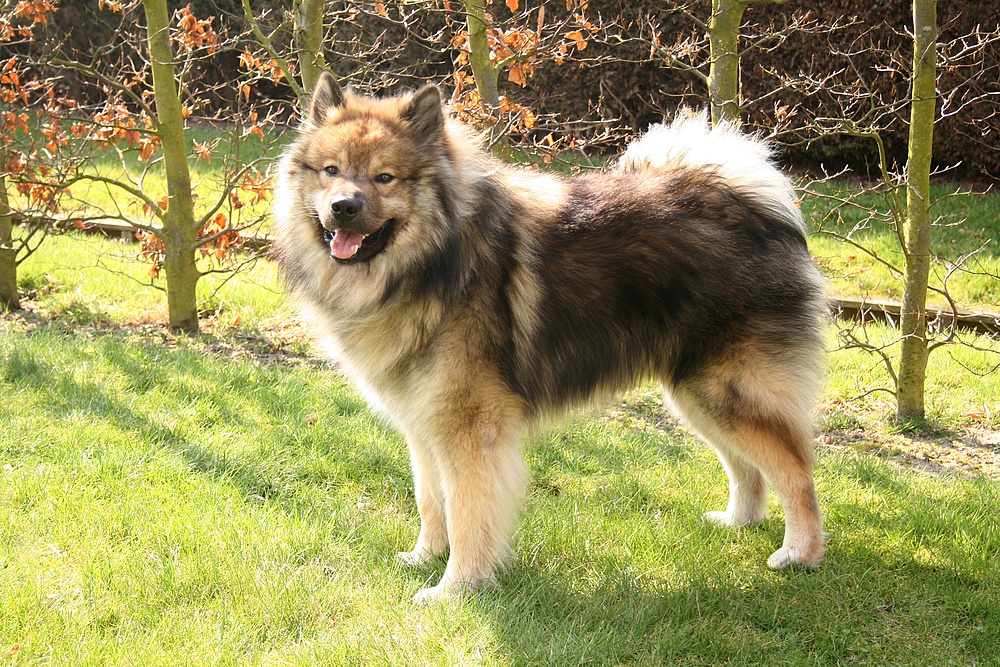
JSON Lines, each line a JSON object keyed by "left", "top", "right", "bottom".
{"left": 374, "top": 173, "right": 395, "bottom": 184}
{"left": 323, "top": 165, "right": 339, "bottom": 176}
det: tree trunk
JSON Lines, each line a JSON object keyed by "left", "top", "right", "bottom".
{"left": 706, "top": 0, "right": 789, "bottom": 127}
{"left": 0, "top": 173, "right": 18, "bottom": 311}
{"left": 295, "top": 0, "right": 326, "bottom": 102}
{"left": 462, "top": 0, "right": 500, "bottom": 109}
{"left": 144, "top": 0, "right": 200, "bottom": 333}
{"left": 897, "top": 0, "right": 937, "bottom": 421}
{"left": 707, "top": 0, "right": 745, "bottom": 126}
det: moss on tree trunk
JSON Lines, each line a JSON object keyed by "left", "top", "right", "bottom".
{"left": 707, "top": 0, "right": 788, "bottom": 127}
{"left": 463, "top": 0, "right": 500, "bottom": 109}
{"left": 295, "top": 0, "right": 327, "bottom": 101}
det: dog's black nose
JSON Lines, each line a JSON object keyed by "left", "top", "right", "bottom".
{"left": 331, "top": 197, "right": 362, "bottom": 223}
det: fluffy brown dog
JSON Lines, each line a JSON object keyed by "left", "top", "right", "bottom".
{"left": 273, "top": 72, "right": 827, "bottom": 601}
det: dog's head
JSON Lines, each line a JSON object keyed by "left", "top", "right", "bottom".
{"left": 290, "top": 72, "right": 449, "bottom": 266}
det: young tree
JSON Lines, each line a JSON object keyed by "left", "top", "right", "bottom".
{"left": 766, "top": 3, "right": 998, "bottom": 422}
{"left": 648, "top": 0, "right": 835, "bottom": 128}
{"left": 896, "top": 0, "right": 937, "bottom": 420}
{"left": 144, "top": 0, "right": 200, "bottom": 332}
{"left": 0, "top": 1, "right": 71, "bottom": 311}
{"left": 461, "top": 0, "right": 500, "bottom": 108}
{"left": 0, "top": 173, "right": 16, "bottom": 310}
{"left": 294, "top": 0, "right": 327, "bottom": 96}
{"left": 449, "top": 0, "right": 617, "bottom": 158}
{"left": 6, "top": 2, "right": 275, "bottom": 331}
{"left": 705, "top": 0, "right": 787, "bottom": 125}
{"left": 642, "top": 1, "right": 995, "bottom": 420}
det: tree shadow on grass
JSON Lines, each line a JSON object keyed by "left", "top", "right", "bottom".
{"left": 3, "top": 336, "right": 323, "bottom": 506}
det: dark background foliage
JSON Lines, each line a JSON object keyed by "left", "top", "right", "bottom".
{"left": 28, "top": 0, "right": 1000, "bottom": 178}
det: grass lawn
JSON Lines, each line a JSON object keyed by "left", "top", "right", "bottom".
{"left": 2, "top": 223, "right": 999, "bottom": 665}
{"left": 803, "top": 183, "right": 1000, "bottom": 312}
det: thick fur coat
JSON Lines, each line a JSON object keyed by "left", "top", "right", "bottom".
{"left": 273, "top": 73, "right": 827, "bottom": 601}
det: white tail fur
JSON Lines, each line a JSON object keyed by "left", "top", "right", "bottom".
{"left": 616, "top": 110, "right": 805, "bottom": 238}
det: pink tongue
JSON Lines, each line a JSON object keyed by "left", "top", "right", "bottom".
{"left": 331, "top": 229, "right": 365, "bottom": 260}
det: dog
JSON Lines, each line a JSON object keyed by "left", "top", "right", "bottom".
{"left": 273, "top": 72, "right": 827, "bottom": 602}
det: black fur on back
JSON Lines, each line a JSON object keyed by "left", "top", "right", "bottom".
{"left": 410, "top": 166, "right": 824, "bottom": 417}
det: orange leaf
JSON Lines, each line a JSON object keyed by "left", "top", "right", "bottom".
{"left": 239, "top": 49, "right": 258, "bottom": 70}
{"left": 507, "top": 63, "right": 526, "bottom": 87}
{"left": 506, "top": 0, "right": 519, "bottom": 11}
{"left": 565, "top": 30, "right": 587, "bottom": 50}
{"left": 193, "top": 140, "right": 211, "bottom": 163}
{"left": 521, "top": 107, "right": 536, "bottom": 129}
{"left": 241, "top": 83, "right": 251, "bottom": 102}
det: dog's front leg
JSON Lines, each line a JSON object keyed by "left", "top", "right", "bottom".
{"left": 398, "top": 436, "right": 449, "bottom": 567}
{"left": 412, "top": 426, "right": 528, "bottom": 603}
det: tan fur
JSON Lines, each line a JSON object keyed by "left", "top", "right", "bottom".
{"left": 666, "top": 356, "right": 825, "bottom": 568}
{"left": 273, "top": 74, "right": 828, "bottom": 601}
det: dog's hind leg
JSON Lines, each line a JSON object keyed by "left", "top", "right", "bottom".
{"left": 665, "top": 352, "right": 825, "bottom": 569}
{"left": 398, "top": 436, "right": 449, "bottom": 567}
{"left": 702, "top": 446, "right": 768, "bottom": 528}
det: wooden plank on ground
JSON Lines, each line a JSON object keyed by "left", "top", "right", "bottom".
{"left": 830, "top": 296, "right": 999, "bottom": 336}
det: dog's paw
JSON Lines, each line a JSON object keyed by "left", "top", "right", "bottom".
{"left": 703, "top": 510, "right": 739, "bottom": 528}
{"left": 412, "top": 583, "right": 455, "bottom": 604}
{"left": 396, "top": 549, "right": 438, "bottom": 568}
{"left": 703, "top": 510, "right": 762, "bottom": 528}
{"left": 411, "top": 572, "right": 497, "bottom": 604}
{"left": 767, "top": 544, "right": 824, "bottom": 570}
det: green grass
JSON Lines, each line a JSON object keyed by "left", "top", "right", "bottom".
{"left": 2, "top": 320, "right": 998, "bottom": 665}
{"left": 803, "top": 183, "right": 1000, "bottom": 311}
{"left": 3, "top": 229, "right": 1000, "bottom": 664}
{"left": 12, "top": 231, "right": 288, "bottom": 331}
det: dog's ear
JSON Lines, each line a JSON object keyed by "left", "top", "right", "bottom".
{"left": 307, "top": 72, "right": 343, "bottom": 125}
{"left": 403, "top": 85, "right": 444, "bottom": 141}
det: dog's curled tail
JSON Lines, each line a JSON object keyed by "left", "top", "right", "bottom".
{"left": 616, "top": 109, "right": 805, "bottom": 238}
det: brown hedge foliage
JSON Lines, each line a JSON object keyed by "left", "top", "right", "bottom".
{"left": 30, "top": 0, "right": 1000, "bottom": 178}
{"left": 519, "top": 0, "right": 999, "bottom": 178}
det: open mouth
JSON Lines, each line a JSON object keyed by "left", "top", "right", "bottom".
{"left": 320, "top": 219, "right": 397, "bottom": 265}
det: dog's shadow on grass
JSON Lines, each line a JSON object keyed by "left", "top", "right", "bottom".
{"left": 446, "top": 551, "right": 991, "bottom": 664}
{"left": 388, "top": 439, "right": 1000, "bottom": 664}
{"left": 458, "top": 564, "right": 812, "bottom": 663}
{"left": 411, "top": 467, "right": 998, "bottom": 665}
